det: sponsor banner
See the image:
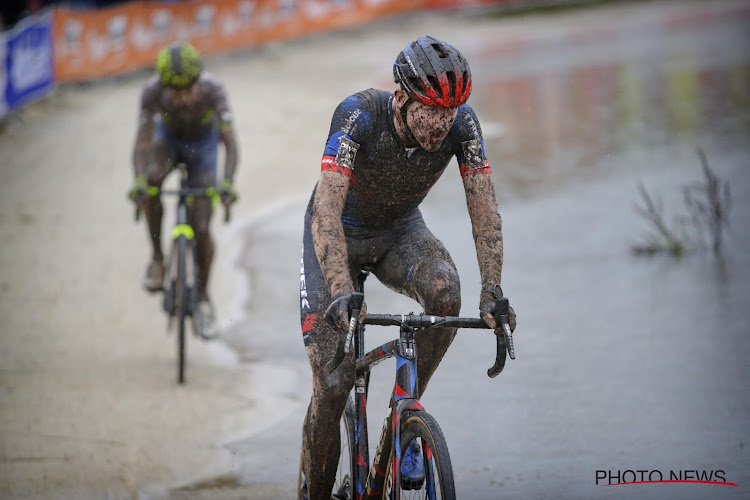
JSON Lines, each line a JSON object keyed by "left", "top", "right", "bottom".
{"left": 2, "top": 12, "right": 55, "bottom": 115}
{"left": 427, "top": 0, "right": 585, "bottom": 8}
{"left": 52, "top": 0, "right": 428, "bottom": 83}
{"left": 428, "top": 0, "right": 515, "bottom": 7}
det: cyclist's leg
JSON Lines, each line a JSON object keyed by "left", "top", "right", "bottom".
{"left": 373, "top": 212, "right": 461, "bottom": 396}
{"left": 184, "top": 131, "right": 218, "bottom": 302}
{"left": 142, "top": 126, "right": 175, "bottom": 289}
{"left": 300, "top": 210, "right": 356, "bottom": 500}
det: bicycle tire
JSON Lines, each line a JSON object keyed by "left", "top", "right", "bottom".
{"left": 383, "top": 411, "right": 456, "bottom": 500}
{"left": 176, "top": 236, "right": 188, "bottom": 384}
{"left": 298, "top": 396, "right": 356, "bottom": 500}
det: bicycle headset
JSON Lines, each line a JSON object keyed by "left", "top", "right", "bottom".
{"left": 156, "top": 42, "right": 203, "bottom": 89}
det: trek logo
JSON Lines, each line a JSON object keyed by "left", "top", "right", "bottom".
{"left": 300, "top": 251, "right": 310, "bottom": 310}
{"left": 595, "top": 469, "right": 737, "bottom": 487}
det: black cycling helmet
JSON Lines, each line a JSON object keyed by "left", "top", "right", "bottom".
{"left": 156, "top": 42, "right": 202, "bottom": 89}
{"left": 393, "top": 36, "right": 472, "bottom": 108}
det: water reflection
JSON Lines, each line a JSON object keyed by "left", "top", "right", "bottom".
{"left": 469, "top": 4, "right": 750, "bottom": 198}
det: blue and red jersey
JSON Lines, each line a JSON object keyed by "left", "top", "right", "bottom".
{"left": 314, "top": 89, "right": 492, "bottom": 228}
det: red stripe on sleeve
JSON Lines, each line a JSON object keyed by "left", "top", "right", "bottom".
{"left": 321, "top": 155, "right": 352, "bottom": 177}
{"left": 460, "top": 159, "right": 492, "bottom": 178}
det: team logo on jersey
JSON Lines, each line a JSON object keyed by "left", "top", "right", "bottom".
{"left": 461, "top": 139, "right": 484, "bottom": 169}
{"left": 341, "top": 108, "right": 361, "bottom": 135}
{"left": 335, "top": 137, "right": 358, "bottom": 170}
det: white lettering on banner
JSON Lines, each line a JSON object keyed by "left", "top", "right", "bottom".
{"left": 10, "top": 34, "right": 51, "bottom": 93}
{"left": 131, "top": 20, "right": 154, "bottom": 50}
{"left": 238, "top": 2, "right": 256, "bottom": 22}
{"left": 62, "top": 20, "right": 83, "bottom": 52}
{"left": 152, "top": 10, "right": 172, "bottom": 38}
{"left": 108, "top": 15, "right": 128, "bottom": 47}
{"left": 195, "top": 5, "right": 216, "bottom": 33}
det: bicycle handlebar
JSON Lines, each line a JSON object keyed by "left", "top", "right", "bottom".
{"left": 133, "top": 187, "right": 232, "bottom": 222}
{"left": 364, "top": 315, "right": 488, "bottom": 328}
{"left": 326, "top": 296, "right": 515, "bottom": 378}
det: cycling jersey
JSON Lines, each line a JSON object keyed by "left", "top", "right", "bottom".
{"left": 138, "top": 72, "right": 233, "bottom": 141}
{"left": 308, "top": 89, "right": 492, "bottom": 229}
{"left": 138, "top": 72, "right": 232, "bottom": 187}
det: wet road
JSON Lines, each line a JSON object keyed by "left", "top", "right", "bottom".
{"left": 172, "top": 1, "right": 750, "bottom": 498}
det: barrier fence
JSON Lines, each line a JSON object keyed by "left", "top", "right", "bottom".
{"left": 2, "top": 12, "right": 55, "bottom": 116}
{"left": 0, "top": 0, "right": 544, "bottom": 116}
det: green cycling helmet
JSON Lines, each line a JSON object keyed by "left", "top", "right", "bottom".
{"left": 156, "top": 42, "right": 203, "bottom": 89}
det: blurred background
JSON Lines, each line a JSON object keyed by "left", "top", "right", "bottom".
{"left": 1, "top": 0, "right": 748, "bottom": 499}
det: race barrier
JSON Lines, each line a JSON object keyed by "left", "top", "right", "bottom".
{"left": 1, "top": 12, "right": 55, "bottom": 116}
{"left": 0, "top": 0, "right": 563, "bottom": 116}
{"left": 52, "top": 0, "right": 431, "bottom": 83}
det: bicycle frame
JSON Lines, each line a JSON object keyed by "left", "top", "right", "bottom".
{"left": 133, "top": 164, "right": 230, "bottom": 384}
{"left": 159, "top": 165, "right": 226, "bottom": 383}
{"left": 344, "top": 270, "right": 512, "bottom": 499}
{"left": 352, "top": 316, "right": 427, "bottom": 499}
{"left": 162, "top": 167, "right": 204, "bottom": 321}
{"left": 307, "top": 268, "right": 512, "bottom": 499}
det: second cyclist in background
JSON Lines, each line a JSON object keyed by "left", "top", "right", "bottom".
{"left": 128, "top": 42, "right": 239, "bottom": 339}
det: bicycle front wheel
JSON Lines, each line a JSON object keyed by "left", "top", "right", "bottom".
{"left": 383, "top": 411, "right": 456, "bottom": 500}
{"left": 298, "top": 396, "right": 356, "bottom": 500}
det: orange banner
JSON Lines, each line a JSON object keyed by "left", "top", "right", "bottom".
{"left": 53, "top": 0, "right": 428, "bottom": 82}
{"left": 427, "top": 0, "right": 513, "bottom": 7}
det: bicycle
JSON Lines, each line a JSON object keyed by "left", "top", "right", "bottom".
{"left": 298, "top": 270, "right": 516, "bottom": 499}
{"left": 135, "top": 163, "right": 230, "bottom": 384}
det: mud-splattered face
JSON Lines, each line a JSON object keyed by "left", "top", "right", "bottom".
{"left": 165, "top": 83, "right": 198, "bottom": 107}
{"left": 406, "top": 101, "right": 458, "bottom": 152}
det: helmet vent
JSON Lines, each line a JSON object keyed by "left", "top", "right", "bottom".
{"left": 426, "top": 74, "right": 440, "bottom": 93}
{"left": 446, "top": 70, "right": 456, "bottom": 96}
{"left": 432, "top": 43, "right": 448, "bottom": 58}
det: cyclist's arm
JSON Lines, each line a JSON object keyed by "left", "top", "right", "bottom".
{"left": 312, "top": 169, "right": 353, "bottom": 296}
{"left": 132, "top": 80, "right": 159, "bottom": 177}
{"left": 455, "top": 109, "right": 503, "bottom": 290}
{"left": 312, "top": 96, "right": 368, "bottom": 297}
{"left": 212, "top": 80, "right": 239, "bottom": 182}
{"left": 462, "top": 167, "right": 504, "bottom": 289}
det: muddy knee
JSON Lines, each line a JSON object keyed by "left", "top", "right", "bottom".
{"left": 419, "top": 262, "right": 461, "bottom": 316}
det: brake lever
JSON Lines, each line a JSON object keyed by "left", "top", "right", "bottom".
{"left": 325, "top": 293, "right": 364, "bottom": 373}
{"left": 487, "top": 297, "right": 515, "bottom": 378}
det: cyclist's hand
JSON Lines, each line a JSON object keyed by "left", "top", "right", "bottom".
{"left": 128, "top": 174, "right": 148, "bottom": 207}
{"left": 218, "top": 178, "right": 238, "bottom": 206}
{"left": 325, "top": 291, "right": 367, "bottom": 332}
{"left": 479, "top": 285, "right": 517, "bottom": 332}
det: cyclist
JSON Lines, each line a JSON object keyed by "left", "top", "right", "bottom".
{"left": 299, "top": 36, "right": 517, "bottom": 499}
{"left": 128, "top": 42, "right": 239, "bottom": 339}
